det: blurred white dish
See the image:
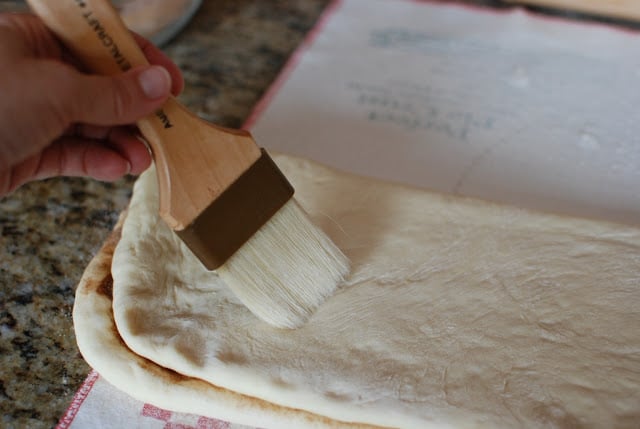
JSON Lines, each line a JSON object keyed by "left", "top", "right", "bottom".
{"left": 114, "top": 0, "right": 202, "bottom": 46}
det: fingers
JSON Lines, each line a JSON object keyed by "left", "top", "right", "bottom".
{"left": 0, "top": 13, "right": 63, "bottom": 60}
{"left": 107, "top": 127, "right": 152, "bottom": 175}
{"left": 63, "top": 125, "right": 152, "bottom": 175}
{"left": 0, "top": 16, "right": 181, "bottom": 195}
{"left": 57, "top": 64, "right": 173, "bottom": 127}
{"left": 0, "top": 134, "right": 151, "bottom": 196}
{"left": 45, "top": 32, "right": 185, "bottom": 129}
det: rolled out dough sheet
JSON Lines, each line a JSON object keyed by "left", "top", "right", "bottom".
{"left": 78, "top": 154, "right": 640, "bottom": 428}
{"left": 73, "top": 227, "right": 376, "bottom": 429}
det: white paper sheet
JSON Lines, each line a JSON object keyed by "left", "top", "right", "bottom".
{"left": 251, "top": 0, "right": 640, "bottom": 225}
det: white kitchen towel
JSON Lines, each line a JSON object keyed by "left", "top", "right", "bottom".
{"left": 56, "top": 371, "right": 257, "bottom": 429}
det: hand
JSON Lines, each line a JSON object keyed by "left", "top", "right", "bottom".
{"left": 0, "top": 13, "right": 184, "bottom": 196}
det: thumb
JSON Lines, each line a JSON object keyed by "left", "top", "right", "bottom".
{"left": 64, "top": 65, "right": 172, "bottom": 126}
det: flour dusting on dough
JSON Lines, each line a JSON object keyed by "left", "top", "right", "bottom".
{"left": 111, "top": 154, "right": 640, "bottom": 429}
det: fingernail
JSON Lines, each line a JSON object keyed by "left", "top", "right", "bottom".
{"left": 138, "top": 66, "right": 171, "bottom": 99}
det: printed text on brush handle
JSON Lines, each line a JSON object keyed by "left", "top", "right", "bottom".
{"left": 73, "top": 0, "right": 173, "bottom": 129}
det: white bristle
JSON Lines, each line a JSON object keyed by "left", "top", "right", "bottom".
{"left": 216, "top": 199, "right": 350, "bottom": 329}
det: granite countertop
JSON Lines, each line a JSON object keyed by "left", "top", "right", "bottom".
{"left": 0, "top": 1, "right": 637, "bottom": 428}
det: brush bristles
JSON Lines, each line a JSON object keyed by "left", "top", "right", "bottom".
{"left": 216, "top": 199, "right": 350, "bottom": 329}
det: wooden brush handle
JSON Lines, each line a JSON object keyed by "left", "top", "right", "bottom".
{"left": 504, "top": 0, "right": 640, "bottom": 21}
{"left": 26, "top": 0, "right": 261, "bottom": 230}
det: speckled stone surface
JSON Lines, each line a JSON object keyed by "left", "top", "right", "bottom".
{"left": 0, "top": 1, "right": 638, "bottom": 428}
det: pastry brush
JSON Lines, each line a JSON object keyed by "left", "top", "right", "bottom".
{"left": 27, "top": 0, "right": 350, "bottom": 328}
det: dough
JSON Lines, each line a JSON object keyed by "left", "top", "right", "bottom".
{"left": 73, "top": 227, "right": 377, "bottom": 428}
{"left": 93, "top": 155, "right": 640, "bottom": 428}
